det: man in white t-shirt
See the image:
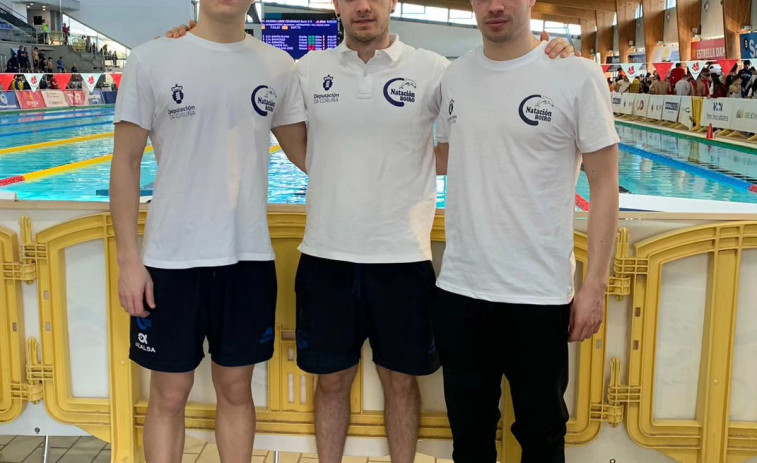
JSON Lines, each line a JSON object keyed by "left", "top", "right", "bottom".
{"left": 432, "top": 0, "right": 619, "bottom": 459}
{"left": 675, "top": 75, "right": 692, "bottom": 95}
{"left": 110, "top": 1, "right": 306, "bottom": 461}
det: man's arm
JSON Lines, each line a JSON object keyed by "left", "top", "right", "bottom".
{"left": 272, "top": 122, "right": 308, "bottom": 173}
{"left": 569, "top": 144, "right": 619, "bottom": 343}
{"left": 435, "top": 142, "right": 449, "bottom": 175}
{"left": 110, "top": 122, "right": 154, "bottom": 318}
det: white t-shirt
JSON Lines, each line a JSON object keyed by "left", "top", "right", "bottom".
{"left": 436, "top": 43, "right": 619, "bottom": 304}
{"left": 114, "top": 34, "right": 305, "bottom": 269}
{"left": 296, "top": 35, "right": 449, "bottom": 263}
{"left": 674, "top": 79, "right": 692, "bottom": 96}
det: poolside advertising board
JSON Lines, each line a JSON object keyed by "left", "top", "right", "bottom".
{"left": 662, "top": 96, "right": 682, "bottom": 122}
{"left": 701, "top": 98, "right": 737, "bottom": 130}
{"left": 621, "top": 93, "right": 636, "bottom": 115}
{"left": 0, "top": 92, "right": 18, "bottom": 110}
{"left": 41, "top": 90, "right": 68, "bottom": 108}
{"left": 647, "top": 95, "right": 665, "bottom": 120}
{"left": 87, "top": 90, "right": 104, "bottom": 106}
{"left": 15, "top": 91, "right": 46, "bottom": 110}
{"left": 611, "top": 92, "right": 622, "bottom": 113}
{"left": 732, "top": 99, "right": 757, "bottom": 132}
{"left": 64, "top": 90, "right": 87, "bottom": 107}
{"left": 633, "top": 94, "right": 650, "bottom": 118}
{"left": 678, "top": 97, "right": 694, "bottom": 129}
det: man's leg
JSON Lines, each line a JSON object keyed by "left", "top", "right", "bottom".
{"left": 503, "top": 303, "right": 571, "bottom": 463}
{"left": 314, "top": 366, "right": 359, "bottom": 463}
{"left": 376, "top": 366, "right": 419, "bottom": 463}
{"left": 143, "top": 371, "right": 194, "bottom": 463}
{"left": 432, "top": 289, "right": 504, "bottom": 463}
{"left": 212, "top": 363, "right": 256, "bottom": 463}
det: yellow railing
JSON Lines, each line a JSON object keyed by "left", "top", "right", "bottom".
{"left": 2, "top": 211, "right": 757, "bottom": 463}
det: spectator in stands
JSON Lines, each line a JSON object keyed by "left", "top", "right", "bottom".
{"left": 729, "top": 75, "right": 742, "bottom": 98}
{"left": 39, "top": 75, "right": 49, "bottom": 90}
{"left": 695, "top": 70, "right": 710, "bottom": 97}
{"left": 41, "top": 19, "right": 49, "bottom": 44}
{"left": 45, "top": 57, "right": 54, "bottom": 73}
{"left": 739, "top": 61, "right": 752, "bottom": 97}
{"left": 49, "top": 75, "right": 59, "bottom": 90}
{"left": 628, "top": 76, "right": 641, "bottom": 93}
{"left": 62, "top": 23, "right": 70, "bottom": 44}
{"left": 57, "top": 57, "right": 64, "bottom": 73}
{"left": 32, "top": 47, "right": 39, "bottom": 69}
{"left": 745, "top": 68, "right": 757, "bottom": 97}
{"left": 674, "top": 75, "right": 692, "bottom": 95}
{"left": 670, "top": 62, "right": 686, "bottom": 92}
{"left": 70, "top": 64, "right": 79, "bottom": 73}
{"left": 10, "top": 74, "right": 23, "bottom": 90}
{"left": 711, "top": 74, "right": 727, "bottom": 98}
{"left": 5, "top": 51, "right": 19, "bottom": 73}
{"left": 617, "top": 75, "right": 631, "bottom": 93}
{"left": 17, "top": 46, "right": 30, "bottom": 72}
{"left": 641, "top": 74, "right": 651, "bottom": 93}
{"left": 649, "top": 74, "right": 668, "bottom": 94}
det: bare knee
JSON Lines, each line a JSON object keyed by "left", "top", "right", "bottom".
{"left": 149, "top": 372, "right": 194, "bottom": 417}
{"left": 317, "top": 367, "right": 358, "bottom": 396}
{"left": 377, "top": 368, "right": 417, "bottom": 397}
{"left": 213, "top": 365, "right": 254, "bottom": 407}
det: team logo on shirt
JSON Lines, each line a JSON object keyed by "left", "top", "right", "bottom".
{"left": 323, "top": 74, "right": 334, "bottom": 91}
{"left": 518, "top": 94, "right": 554, "bottom": 126}
{"left": 383, "top": 77, "right": 417, "bottom": 107}
{"left": 446, "top": 98, "right": 457, "bottom": 124}
{"left": 448, "top": 99, "right": 454, "bottom": 115}
{"left": 172, "top": 84, "right": 184, "bottom": 104}
{"left": 252, "top": 85, "right": 278, "bottom": 116}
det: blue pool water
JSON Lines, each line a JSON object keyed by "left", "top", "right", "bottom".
{"left": 1, "top": 107, "right": 757, "bottom": 205}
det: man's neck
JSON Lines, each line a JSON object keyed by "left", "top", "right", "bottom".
{"left": 191, "top": 18, "right": 247, "bottom": 44}
{"left": 346, "top": 33, "right": 392, "bottom": 63}
{"left": 482, "top": 34, "right": 539, "bottom": 61}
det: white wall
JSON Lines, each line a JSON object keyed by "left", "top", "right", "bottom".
{"left": 68, "top": 0, "right": 193, "bottom": 49}
{"left": 700, "top": 0, "right": 725, "bottom": 39}
{"left": 663, "top": 7, "right": 679, "bottom": 44}
{"left": 388, "top": 20, "right": 481, "bottom": 58}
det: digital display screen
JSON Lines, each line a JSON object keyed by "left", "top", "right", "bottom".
{"left": 262, "top": 18, "right": 339, "bottom": 59}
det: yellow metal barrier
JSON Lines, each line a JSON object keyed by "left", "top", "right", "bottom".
{"left": 0, "top": 224, "right": 27, "bottom": 423}
{"left": 3, "top": 212, "right": 757, "bottom": 463}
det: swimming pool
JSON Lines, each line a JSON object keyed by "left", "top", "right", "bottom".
{"left": 1, "top": 107, "right": 757, "bottom": 207}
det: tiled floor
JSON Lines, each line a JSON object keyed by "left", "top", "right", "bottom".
{"left": 0, "top": 435, "right": 453, "bottom": 463}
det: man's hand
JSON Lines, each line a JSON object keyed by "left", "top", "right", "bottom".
{"left": 541, "top": 31, "right": 581, "bottom": 58}
{"left": 568, "top": 283, "right": 604, "bottom": 342}
{"left": 118, "top": 259, "right": 155, "bottom": 318}
{"left": 164, "top": 19, "right": 196, "bottom": 39}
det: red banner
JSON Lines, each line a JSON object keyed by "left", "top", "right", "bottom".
{"left": 0, "top": 74, "right": 14, "bottom": 91}
{"left": 652, "top": 62, "right": 674, "bottom": 80}
{"left": 64, "top": 90, "right": 86, "bottom": 107}
{"left": 54, "top": 73, "right": 73, "bottom": 90}
{"left": 717, "top": 59, "right": 738, "bottom": 74}
{"left": 601, "top": 64, "right": 611, "bottom": 73}
{"left": 691, "top": 38, "right": 726, "bottom": 60}
{"left": 110, "top": 73, "right": 122, "bottom": 89}
{"left": 15, "top": 91, "right": 46, "bottom": 110}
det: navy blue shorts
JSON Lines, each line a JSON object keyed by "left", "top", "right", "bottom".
{"left": 294, "top": 253, "right": 440, "bottom": 376}
{"left": 130, "top": 261, "right": 277, "bottom": 373}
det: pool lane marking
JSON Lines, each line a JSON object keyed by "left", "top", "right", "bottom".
{"left": 0, "top": 121, "right": 113, "bottom": 138}
{"left": 0, "top": 132, "right": 114, "bottom": 156}
{"left": 0, "top": 144, "right": 281, "bottom": 187}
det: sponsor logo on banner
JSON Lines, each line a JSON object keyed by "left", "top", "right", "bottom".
{"left": 612, "top": 95, "right": 622, "bottom": 105}
{"left": 88, "top": 90, "right": 103, "bottom": 105}
{"left": 732, "top": 100, "right": 757, "bottom": 131}
{"left": 647, "top": 96, "right": 665, "bottom": 120}
{"left": 701, "top": 99, "right": 735, "bottom": 129}
{"left": 687, "top": 61, "right": 707, "bottom": 80}
{"left": 740, "top": 32, "right": 757, "bottom": 59}
{"left": 0, "top": 92, "right": 18, "bottom": 110}
{"left": 251, "top": 85, "right": 277, "bottom": 116}
{"left": 80, "top": 73, "right": 102, "bottom": 93}
{"left": 620, "top": 63, "right": 643, "bottom": 79}
{"left": 518, "top": 94, "right": 554, "bottom": 126}
{"left": 15, "top": 91, "right": 46, "bottom": 110}
{"left": 64, "top": 90, "right": 86, "bottom": 107}
{"left": 41, "top": 90, "right": 68, "bottom": 108}
{"left": 383, "top": 78, "right": 417, "bottom": 107}
{"left": 23, "top": 73, "right": 44, "bottom": 92}
{"left": 678, "top": 97, "right": 694, "bottom": 128}
{"left": 664, "top": 102, "right": 679, "bottom": 111}
{"left": 691, "top": 38, "right": 726, "bottom": 60}
{"left": 633, "top": 95, "right": 649, "bottom": 117}
{"left": 662, "top": 96, "right": 681, "bottom": 122}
